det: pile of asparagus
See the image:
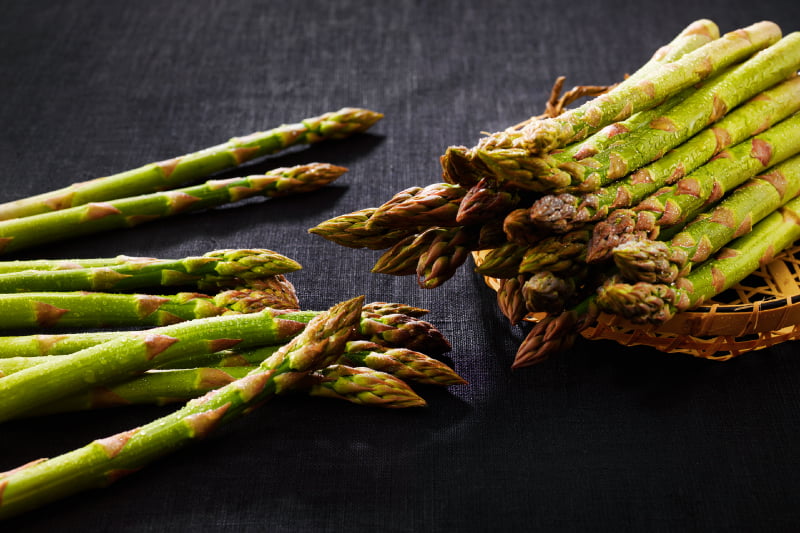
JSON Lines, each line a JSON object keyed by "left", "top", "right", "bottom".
{"left": 0, "top": 250, "right": 465, "bottom": 518}
{"left": 310, "top": 19, "right": 800, "bottom": 368}
{"left": 0, "top": 108, "right": 469, "bottom": 518}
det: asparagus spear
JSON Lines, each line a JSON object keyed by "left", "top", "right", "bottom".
{"left": 455, "top": 177, "right": 520, "bottom": 225}
{"left": 339, "top": 340, "right": 466, "bottom": 386}
{"left": 482, "top": 21, "right": 780, "bottom": 157}
{"left": 0, "top": 297, "right": 364, "bottom": 519}
{"left": 441, "top": 19, "right": 720, "bottom": 186}
{"left": 416, "top": 226, "right": 478, "bottom": 288}
{"left": 0, "top": 343, "right": 284, "bottom": 374}
{"left": 503, "top": 208, "right": 546, "bottom": 245}
{"left": 0, "top": 108, "right": 381, "bottom": 221}
{"left": 0, "top": 336, "right": 464, "bottom": 389}
{"left": 0, "top": 256, "right": 152, "bottom": 273}
{"left": 0, "top": 287, "right": 302, "bottom": 330}
{"left": 15, "top": 363, "right": 428, "bottom": 417}
{"left": 614, "top": 154, "right": 800, "bottom": 283}
{"left": 472, "top": 241, "right": 530, "bottom": 279}
{"left": 0, "top": 304, "right": 448, "bottom": 359}
{"left": 512, "top": 296, "right": 600, "bottom": 368}
{"left": 0, "top": 249, "right": 300, "bottom": 293}
{"left": 518, "top": 228, "right": 591, "bottom": 276}
{"left": 359, "top": 310, "right": 452, "bottom": 356}
{"left": 371, "top": 230, "right": 439, "bottom": 276}
{"left": 596, "top": 195, "right": 800, "bottom": 325}
{"left": 364, "top": 183, "right": 466, "bottom": 230}
{"left": 479, "top": 32, "right": 800, "bottom": 192}
{"left": 0, "top": 163, "right": 346, "bottom": 254}
{"left": 308, "top": 208, "right": 418, "bottom": 249}
{"left": 587, "top": 111, "right": 800, "bottom": 263}
{"left": 528, "top": 75, "right": 800, "bottom": 233}
{"left": 521, "top": 271, "right": 581, "bottom": 314}
{"left": 496, "top": 275, "right": 529, "bottom": 326}
{"left": 361, "top": 301, "right": 430, "bottom": 318}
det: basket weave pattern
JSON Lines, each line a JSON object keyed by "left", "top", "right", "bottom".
{"left": 478, "top": 244, "right": 800, "bottom": 361}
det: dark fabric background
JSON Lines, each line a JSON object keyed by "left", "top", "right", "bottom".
{"left": 2, "top": 1, "right": 800, "bottom": 531}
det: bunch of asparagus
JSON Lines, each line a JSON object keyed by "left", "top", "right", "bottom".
{"left": 0, "top": 107, "right": 384, "bottom": 253}
{"left": 0, "top": 251, "right": 465, "bottom": 518}
{"left": 310, "top": 19, "right": 800, "bottom": 367}
{"left": 0, "top": 106, "right": 469, "bottom": 518}
{"left": 0, "top": 293, "right": 465, "bottom": 518}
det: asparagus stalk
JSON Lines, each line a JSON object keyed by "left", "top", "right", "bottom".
{"left": 477, "top": 241, "right": 532, "bottom": 276}
{"left": 0, "top": 163, "right": 346, "bottom": 255}
{"left": 364, "top": 183, "right": 466, "bottom": 230}
{"left": 359, "top": 309, "right": 452, "bottom": 356}
{"left": 0, "top": 287, "right": 303, "bottom": 330}
{"left": 472, "top": 242, "right": 530, "bottom": 278}
{"left": 0, "top": 108, "right": 381, "bottom": 221}
{"left": 441, "top": 19, "right": 720, "bottom": 186}
{"left": 361, "top": 301, "right": 430, "bottom": 318}
{"left": 587, "top": 111, "right": 800, "bottom": 263}
{"left": 0, "top": 297, "right": 364, "bottom": 519}
{"left": 479, "top": 32, "right": 800, "bottom": 192}
{"left": 415, "top": 226, "right": 477, "bottom": 288}
{"left": 511, "top": 296, "right": 600, "bottom": 369}
{"left": 16, "top": 363, "right": 427, "bottom": 418}
{"left": 528, "top": 75, "right": 800, "bottom": 233}
{"left": 483, "top": 21, "right": 780, "bottom": 157}
{"left": 339, "top": 340, "right": 466, "bottom": 386}
{"left": 596, "top": 195, "right": 800, "bottom": 325}
{"left": 518, "top": 229, "right": 591, "bottom": 276}
{"left": 455, "top": 177, "right": 520, "bottom": 225}
{"left": 614, "top": 154, "right": 800, "bottom": 283}
{"left": 495, "top": 275, "right": 529, "bottom": 326}
{"left": 371, "top": 232, "right": 434, "bottom": 276}
{"left": 521, "top": 271, "right": 582, "bottom": 314}
{"left": 503, "top": 208, "right": 546, "bottom": 245}
{"left": 308, "top": 208, "right": 418, "bottom": 249}
{"left": 0, "top": 256, "right": 151, "bottom": 273}
{"left": 0, "top": 304, "right": 448, "bottom": 359}
{"left": 0, "top": 344, "right": 285, "bottom": 374}
{"left": 0, "top": 332, "right": 120, "bottom": 358}
{"left": 0, "top": 336, "right": 464, "bottom": 389}
{"left": 0, "top": 249, "right": 301, "bottom": 293}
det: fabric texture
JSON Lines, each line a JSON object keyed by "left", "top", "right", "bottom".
{"left": 2, "top": 1, "right": 800, "bottom": 531}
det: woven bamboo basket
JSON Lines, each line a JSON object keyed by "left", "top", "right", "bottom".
{"left": 476, "top": 243, "right": 800, "bottom": 361}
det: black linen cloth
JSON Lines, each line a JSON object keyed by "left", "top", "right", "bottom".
{"left": 2, "top": 1, "right": 800, "bottom": 531}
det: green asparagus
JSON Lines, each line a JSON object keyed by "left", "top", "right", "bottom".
{"left": 614, "top": 154, "right": 800, "bottom": 283}
{"left": 0, "top": 163, "right": 346, "bottom": 254}
{"left": 527, "top": 75, "right": 800, "bottom": 233}
{"left": 0, "top": 249, "right": 301, "bottom": 293}
{"left": 0, "top": 297, "right": 364, "bottom": 518}
{"left": 0, "top": 108, "right": 381, "bottom": 220}
{"left": 479, "top": 32, "right": 800, "bottom": 192}
{"left": 596, "top": 195, "right": 800, "bottom": 324}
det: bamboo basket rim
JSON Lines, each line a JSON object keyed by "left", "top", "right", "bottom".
{"left": 474, "top": 242, "right": 800, "bottom": 360}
